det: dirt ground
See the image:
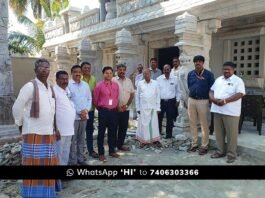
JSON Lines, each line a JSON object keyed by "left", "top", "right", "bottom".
{"left": 1, "top": 144, "right": 265, "bottom": 198}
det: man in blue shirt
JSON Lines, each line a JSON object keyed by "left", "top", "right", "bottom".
{"left": 187, "top": 55, "right": 214, "bottom": 155}
{"left": 68, "top": 65, "right": 92, "bottom": 165}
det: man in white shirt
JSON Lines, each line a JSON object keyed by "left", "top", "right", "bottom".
{"left": 209, "top": 61, "right": 245, "bottom": 163}
{"left": 136, "top": 69, "right": 161, "bottom": 147}
{"left": 157, "top": 64, "right": 181, "bottom": 138}
{"left": 68, "top": 65, "right": 92, "bottom": 165}
{"left": 113, "top": 64, "right": 135, "bottom": 151}
{"left": 12, "top": 58, "right": 61, "bottom": 197}
{"left": 170, "top": 57, "right": 180, "bottom": 77}
{"left": 54, "top": 70, "right": 75, "bottom": 165}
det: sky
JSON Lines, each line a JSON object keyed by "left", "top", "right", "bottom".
{"left": 9, "top": 0, "right": 100, "bottom": 33}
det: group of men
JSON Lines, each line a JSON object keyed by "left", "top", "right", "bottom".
{"left": 12, "top": 54, "right": 245, "bottom": 197}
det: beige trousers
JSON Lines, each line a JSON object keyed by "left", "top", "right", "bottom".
{"left": 214, "top": 113, "right": 239, "bottom": 158}
{"left": 188, "top": 97, "right": 209, "bottom": 148}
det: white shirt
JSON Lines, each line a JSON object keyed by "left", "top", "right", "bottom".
{"left": 136, "top": 79, "right": 160, "bottom": 111}
{"left": 170, "top": 67, "right": 180, "bottom": 77}
{"left": 12, "top": 78, "right": 55, "bottom": 135}
{"left": 135, "top": 73, "right": 143, "bottom": 88}
{"left": 68, "top": 80, "right": 92, "bottom": 120}
{"left": 210, "top": 74, "right": 245, "bottom": 116}
{"left": 112, "top": 76, "right": 135, "bottom": 108}
{"left": 54, "top": 85, "right": 75, "bottom": 136}
{"left": 157, "top": 75, "right": 181, "bottom": 101}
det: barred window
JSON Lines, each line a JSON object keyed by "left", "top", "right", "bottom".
{"left": 231, "top": 37, "right": 260, "bottom": 77}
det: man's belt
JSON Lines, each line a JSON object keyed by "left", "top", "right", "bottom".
{"left": 161, "top": 98, "right": 176, "bottom": 102}
{"left": 189, "top": 96, "right": 208, "bottom": 100}
{"left": 99, "top": 107, "right": 117, "bottom": 111}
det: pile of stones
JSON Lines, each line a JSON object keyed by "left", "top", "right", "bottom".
{"left": 0, "top": 141, "right": 22, "bottom": 166}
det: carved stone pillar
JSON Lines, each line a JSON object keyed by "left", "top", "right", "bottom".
{"left": 0, "top": 0, "right": 15, "bottom": 125}
{"left": 105, "top": 0, "right": 117, "bottom": 20}
{"left": 55, "top": 45, "right": 71, "bottom": 75}
{"left": 174, "top": 12, "right": 221, "bottom": 131}
{"left": 78, "top": 39, "right": 96, "bottom": 73}
{"left": 174, "top": 12, "right": 203, "bottom": 131}
{"left": 115, "top": 28, "right": 137, "bottom": 77}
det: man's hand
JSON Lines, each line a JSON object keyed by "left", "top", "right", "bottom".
{"left": 55, "top": 129, "right": 61, "bottom": 141}
{"left": 157, "top": 111, "right": 160, "bottom": 115}
{"left": 80, "top": 110, "right": 88, "bottom": 120}
{"left": 176, "top": 101, "right": 180, "bottom": 108}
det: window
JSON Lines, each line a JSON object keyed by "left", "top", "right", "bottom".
{"left": 231, "top": 37, "right": 260, "bottom": 77}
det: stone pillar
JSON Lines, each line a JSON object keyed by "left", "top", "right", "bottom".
{"left": 55, "top": 45, "right": 71, "bottom": 75}
{"left": 78, "top": 38, "right": 96, "bottom": 73}
{"left": 100, "top": 0, "right": 106, "bottom": 22}
{"left": 105, "top": 0, "right": 117, "bottom": 20}
{"left": 174, "top": 12, "right": 221, "bottom": 132}
{"left": 174, "top": 12, "right": 204, "bottom": 131}
{"left": 0, "top": 0, "right": 15, "bottom": 125}
{"left": 115, "top": 28, "right": 137, "bottom": 77}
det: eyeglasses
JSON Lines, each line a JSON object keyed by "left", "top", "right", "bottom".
{"left": 38, "top": 66, "right": 50, "bottom": 72}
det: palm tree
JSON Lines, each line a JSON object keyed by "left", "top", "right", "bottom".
{"left": 8, "top": 0, "right": 69, "bottom": 55}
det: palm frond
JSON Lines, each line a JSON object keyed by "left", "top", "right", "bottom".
{"left": 17, "top": 15, "right": 34, "bottom": 26}
{"left": 8, "top": 31, "right": 37, "bottom": 55}
{"left": 40, "top": 0, "right": 52, "bottom": 18}
{"left": 9, "top": 0, "right": 28, "bottom": 16}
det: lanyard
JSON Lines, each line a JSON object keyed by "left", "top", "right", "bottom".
{"left": 195, "top": 69, "right": 205, "bottom": 80}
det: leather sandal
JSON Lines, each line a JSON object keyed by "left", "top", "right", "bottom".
{"left": 210, "top": 152, "right": 225, "bottom": 159}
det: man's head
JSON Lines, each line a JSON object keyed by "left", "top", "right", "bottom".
{"left": 172, "top": 57, "right": 180, "bottom": 69}
{"left": 163, "top": 64, "right": 171, "bottom": 76}
{"left": 56, "top": 70, "right": 69, "bottom": 90}
{"left": 34, "top": 58, "right": 50, "bottom": 83}
{"left": 137, "top": 64, "right": 143, "bottom": 73}
{"left": 116, "top": 64, "right": 126, "bottom": 79}
{"left": 193, "top": 55, "right": 205, "bottom": 72}
{"left": 81, "top": 61, "right": 91, "bottom": 76}
{"left": 223, "top": 61, "right": 236, "bottom": 79}
{"left": 150, "top": 58, "right": 158, "bottom": 70}
{"left": 71, "top": 65, "right": 82, "bottom": 82}
{"left": 143, "top": 68, "right": 151, "bottom": 82}
{"left": 102, "top": 66, "right": 113, "bottom": 81}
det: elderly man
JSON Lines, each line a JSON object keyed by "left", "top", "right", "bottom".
{"left": 12, "top": 58, "right": 61, "bottom": 197}
{"left": 136, "top": 68, "right": 161, "bottom": 147}
{"left": 157, "top": 64, "right": 181, "bottom": 138}
{"left": 54, "top": 70, "right": 75, "bottom": 165}
{"left": 68, "top": 65, "right": 92, "bottom": 165}
{"left": 93, "top": 66, "right": 120, "bottom": 162}
{"left": 187, "top": 55, "right": 215, "bottom": 155}
{"left": 81, "top": 61, "right": 98, "bottom": 158}
{"left": 113, "top": 64, "right": 134, "bottom": 151}
{"left": 209, "top": 61, "right": 245, "bottom": 163}
{"left": 149, "top": 58, "right": 162, "bottom": 80}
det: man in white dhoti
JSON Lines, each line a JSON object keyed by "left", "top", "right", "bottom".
{"left": 136, "top": 69, "right": 161, "bottom": 147}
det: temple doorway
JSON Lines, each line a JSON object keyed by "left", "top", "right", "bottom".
{"left": 158, "top": 47, "right": 179, "bottom": 71}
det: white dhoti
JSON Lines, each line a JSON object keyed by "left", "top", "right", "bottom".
{"left": 136, "top": 109, "right": 160, "bottom": 143}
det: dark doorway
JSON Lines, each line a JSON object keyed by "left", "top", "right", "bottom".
{"left": 158, "top": 47, "right": 179, "bottom": 72}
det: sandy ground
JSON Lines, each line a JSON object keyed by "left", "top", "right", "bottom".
{"left": 1, "top": 144, "right": 265, "bottom": 198}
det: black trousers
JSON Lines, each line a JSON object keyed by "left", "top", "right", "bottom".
{"left": 117, "top": 111, "right": 129, "bottom": 148}
{"left": 158, "top": 98, "right": 175, "bottom": 138}
{"left": 97, "top": 109, "right": 118, "bottom": 155}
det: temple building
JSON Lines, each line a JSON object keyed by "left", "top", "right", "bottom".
{"left": 42, "top": 0, "right": 265, "bottom": 91}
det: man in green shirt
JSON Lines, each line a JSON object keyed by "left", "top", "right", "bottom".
{"left": 81, "top": 61, "right": 98, "bottom": 158}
